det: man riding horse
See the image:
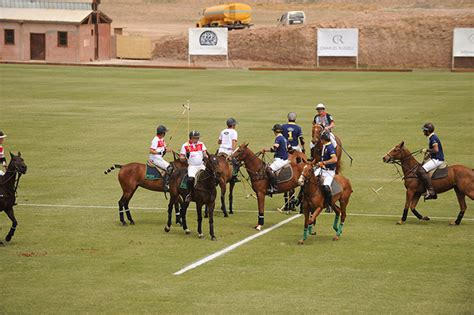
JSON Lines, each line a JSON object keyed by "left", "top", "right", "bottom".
{"left": 261, "top": 124, "right": 289, "bottom": 194}
{"left": 312, "top": 103, "right": 337, "bottom": 148}
{"left": 180, "top": 130, "right": 209, "bottom": 202}
{"left": 0, "top": 131, "right": 7, "bottom": 176}
{"left": 417, "top": 122, "right": 444, "bottom": 200}
{"left": 217, "top": 118, "right": 240, "bottom": 182}
{"left": 314, "top": 132, "right": 338, "bottom": 212}
{"left": 282, "top": 112, "right": 305, "bottom": 153}
{"left": 149, "top": 125, "right": 174, "bottom": 191}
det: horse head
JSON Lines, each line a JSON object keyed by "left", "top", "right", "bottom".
{"left": 231, "top": 143, "right": 249, "bottom": 162}
{"left": 383, "top": 141, "right": 408, "bottom": 163}
{"left": 311, "top": 123, "right": 325, "bottom": 145}
{"left": 298, "top": 163, "right": 314, "bottom": 186}
{"left": 9, "top": 152, "right": 27, "bottom": 174}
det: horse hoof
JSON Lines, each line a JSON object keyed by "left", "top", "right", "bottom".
{"left": 422, "top": 216, "right": 430, "bottom": 221}
{"left": 129, "top": 221, "right": 135, "bottom": 225}
{"left": 311, "top": 231, "right": 317, "bottom": 236}
{"left": 198, "top": 234, "right": 204, "bottom": 239}
{"left": 211, "top": 236, "right": 217, "bottom": 241}
{"left": 185, "top": 229, "right": 191, "bottom": 235}
{"left": 255, "top": 225, "right": 262, "bottom": 231}
{"left": 0, "top": 240, "right": 5, "bottom": 247}
{"left": 121, "top": 222, "right": 127, "bottom": 226}
{"left": 333, "top": 236, "right": 339, "bottom": 241}
{"left": 449, "top": 221, "right": 457, "bottom": 226}
{"left": 229, "top": 211, "right": 234, "bottom": 215}
{"left": 164, "top": 226, "right": 170, "bottom": 233}
{"left": 297, "top": 239, "right": 304, "bottom": 245}
{"left": 224, "top": 213, "right": 229, "bottom": 218}
{"left": 396, "top": 220, "right": 404, "bottom": 225}
{"left": 204, "top": 214, "right": 209, "bottom": 219}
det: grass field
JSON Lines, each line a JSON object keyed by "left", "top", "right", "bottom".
{"left": 0, "top": 65, "right": 473, "bottom": 314}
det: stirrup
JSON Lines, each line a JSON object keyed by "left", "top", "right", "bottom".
{"left": 424, "top": 192, "right": 437, "bottom": 200}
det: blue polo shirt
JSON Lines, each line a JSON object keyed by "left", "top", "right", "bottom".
{"left": 274, "top": 134, "right": 288, "bottom": 160}
{"left": 321, "top": 143, "right": 336, "bottom": 170}
{"left": 429, "top": 134, "right": 444, "bottom": 161}
{"left": 281, "top": 122, "right": 303, "bottom": 147}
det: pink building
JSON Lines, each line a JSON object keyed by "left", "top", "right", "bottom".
{"left": 0, "top": 0, "right": 112, "bottom": 62}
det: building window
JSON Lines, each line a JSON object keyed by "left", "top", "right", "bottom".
{"left": 58, "top": 31, "right": 68, "bottom": 47}
{"left": 4, "top": 29, "right": 15, "bottom": 45}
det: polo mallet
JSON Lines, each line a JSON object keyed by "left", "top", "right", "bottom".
{"left": 371, "top": 176, "right": 402, "bottom": 195}
{"left": 182, "top": 100, "right": 191, "bottom": 136}
{"left": 239, "top": 169, "right": 257, "bottom": 199}
{"left": 276, "top": 190, "right": 297, "bottom": 214}
{"left": 339, "top": 144, "right": 354, "bottom": 166}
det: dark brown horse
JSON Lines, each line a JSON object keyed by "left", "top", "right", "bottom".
{"left": 383, "top": 141, "right": 474, "bottom": 225}
{"left": 297, "top": 162, "right": 352, "bottom": 244}
{"left": 231, "top": 143, "right": 307, "bottom": 230}
{"left": 311, "top": 124, "right": 342, "bottom": 173}
{"left": 0, "top": 152, "right": 27, "bottom": 245}
{"left": 164, "top": 154, "right": 219, "bottom": 240}
{"left": 104, "top": 152, "right": 187, "bottom": 226}
{"left": 206, "top": 153, "right": 237, "bottom": 217}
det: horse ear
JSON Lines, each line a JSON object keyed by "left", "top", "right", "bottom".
{"left": 18, "top": 151, "right": 21, "bottom": 157}
{"left": 400, "top": 141, "right": 405, "bottom": 148}
{"left": 244, "top": 143, "right": 249, "bottom": 148}
{"left": 10, "top": 151, "right": 14, "bottom": 158}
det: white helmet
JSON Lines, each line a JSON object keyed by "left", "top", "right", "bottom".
{"left": 316, "top": 103, "right": 326, "bottom": 110}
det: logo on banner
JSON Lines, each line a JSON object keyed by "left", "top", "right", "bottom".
{"left": 199, "top": 31, "right": 218, "bottom": 46}
{"left": 332, "top": 35, "right": 344, "bottom": 45}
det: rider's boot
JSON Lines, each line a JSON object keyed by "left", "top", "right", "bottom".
{"left": 416, "top": 167, "right": 437, "bottom": 200}
{"left": 231, "top": 158, "right": 241, "bottom": 182}
{"left": 322, "top": 185, "right": 333, "bottom": 213}
{"left": 266, "top": 166, "right": 278, "bottom": 194}
{"left": 163, "top": 165, "right": 174, "bottom": 192}
{"left": 185, "top": 177, "right": 195, "bottom": 202}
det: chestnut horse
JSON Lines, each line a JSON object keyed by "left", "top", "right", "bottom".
{"left": 0, "top": 152, "right": 27, "bottom": 245}
{"left": 283, "top": 151, "right": 309, "bottom": 213}
{"left": 205, "top": 153, "right": 237, "bottom": 217}
{"left": 311, "top": 124, "right": 342, "bottom": 173}
{"left": 297, "top": 162, "right": 352, "bottom": 244}
{"left": 104, "top": 152, "right": 187, "bottom": 226}
{"left": 383, "top": 141, "right": 474, "bottom": 225}
{"left": 164, "top": 155, "right": 219, "bottom": 240}
{"left": 231, "top": 143, "right": 307, "bottom": 230}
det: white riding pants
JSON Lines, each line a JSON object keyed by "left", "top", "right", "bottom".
{"left": 149, "top": 154, "right": 170, "bottom": 170}
{"left": 314, "top": 168, "right": 335, "bottom": 186}
{"left": 188, "top": 164, "right": 206, "bottom": 178}
{"left": 422, "top": 159, "right": 443, "bottom": 172}
{"left": 270, "top": 158, "right": 289, "bottom": 172}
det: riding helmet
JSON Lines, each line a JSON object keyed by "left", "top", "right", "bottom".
{"left": 321, "top": 132, "right": 331, "bottom": 141}
{"left": 0, "top": 131, "right": 6, "bottom": 139}
{"left": 156, "top": 125, "right": 169, "bottom": 134}
{"left": 287, "top": 112, "right": 297, "bottom": 121}
{"left": 226, "top": 118, "right": 238, "bottom": 127}
{"left": 189, "top": 130, "right": 200, "bottom": 138}
{"left": 422, "top": 123, "right": 435, "bottom": 133}
{"left": 272, "top": 124, "right": 283, "bottom": 133}
{"left": 316, "top": 103, "right": 326, "bottom": 110}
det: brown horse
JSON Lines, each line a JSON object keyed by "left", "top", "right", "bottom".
{"left": 282, "top": 150, "right": 309, "bottom": 213}
{"left": 205, "top": 153, "right": 237, "bottom": 217}
{"left": 311, "top": 124, "right": 342, "bottom": 173}
{"left": 0, "top": 152, "right": 27, "bottom": 245}
{"left": 164, "top": 154, "right": 219, "bottom": 240}
{"left": 383, "top": 141, "right": 474, "bottom": 225}
{"left": 231, "top": 143, "right": 307, "bottom": 230}
{"left": 297, "top": 162, "right": 352, "bottom": 244}
{"left": 104, "top": 152, "right": 187, "bottom": 226}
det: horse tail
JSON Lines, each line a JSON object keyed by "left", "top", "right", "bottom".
{"left": 336, "top": 158, "right": 343, "bottom": 174}
{"left": 104, "top": 164, "right": 122, "bottom": 174}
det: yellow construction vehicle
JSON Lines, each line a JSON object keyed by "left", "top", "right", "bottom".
{"left": 196, "top": 3, "right": 252, "bottom": 30}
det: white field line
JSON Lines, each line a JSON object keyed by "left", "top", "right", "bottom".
{"left": 173, "top": 214, "right": 302, "bottom": 276}
{"left": 17, "top": 203, "right": 474, "bottom": 221}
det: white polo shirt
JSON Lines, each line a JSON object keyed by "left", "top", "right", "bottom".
{"left": 218, "top": 128, "right": 238, "bottom": 154}
{"left": 180, "top": 141, "right": 207, "bottom": 166}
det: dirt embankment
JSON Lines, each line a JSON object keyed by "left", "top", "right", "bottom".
{"left": 152, "top": 10, "right": 474, "bottom": 68}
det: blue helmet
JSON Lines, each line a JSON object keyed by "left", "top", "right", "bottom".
{"left": 226, "top": 118, "right": 238, "bottom": 127}
{"left": 189, "top": 130, "right": 200, "bottom": 138}
{"left": 156, "top": 125, "right": 169, "bottom": 134}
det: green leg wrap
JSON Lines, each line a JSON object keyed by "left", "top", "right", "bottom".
{"left": 336, "top": 222, "right": 344, "bottom": 237}
{"left": 333, "top": 214, "right": 340, "bottom": 232}
{"left": 308, "top": 224, "right": 313, "bottom": 236}
{"left": 303, "top": 228, "right": 308, "bottom": 240}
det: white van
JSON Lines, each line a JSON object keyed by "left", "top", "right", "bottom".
{"left": 277, "top": 11, "right": 306, "bottom": 26}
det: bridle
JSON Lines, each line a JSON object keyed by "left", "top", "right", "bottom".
{"left": 384, "top": 146, "right": 423, "bottom": 179}
{"left": 0, "top": 159, "right": 25, "bottom": 200}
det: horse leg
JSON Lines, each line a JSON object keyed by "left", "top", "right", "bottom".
{"left": 229, "top": 179, "right": 235, "bottom": 214}
{"left": 174, "top": 201, "right": 182, "bottom": 225}
{"left": 220, "top": 181, "right": 228, "bottom": 217}
{"left": 124, "top": 199, "right": 135, "bottom": 225}
{"left": 208, "top": 200, "right": 216, "bottom": 241}
{"left": 164, "top": 198, "right": 174, "bottom": 232}
{"left": 181, "top": 202, "right": 191, "bottom": 234}
{"left": 256, "top": 192, "right": 266, "bottom": 231}
{"left": 283, "top": 191, "right": 289, "bottom": 211}
{"left": 298, "top": 203, "right": 310, "bottom": 245}
{"left": 197, "top": 203, "right": 204, "bottom": 238}
{"left": 451, "top": 187, "right": 467, "bottom": 226}
{"left": 4, "top": 209, "right": 18, "bottom": 242}
{"left": 204, "top": 205, "right": 209, "bottom": 219}
{"left": 398, "top": 189, "right": 415, "bottom": 225}
{"left": 118, "top": 195, "right": 128, "bottom": 226}
{"left": 410, "top": 193, "right": 430, "bottom": 221}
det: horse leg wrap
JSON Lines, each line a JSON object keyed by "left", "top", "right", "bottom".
{"left": 303, "top": 228, "right": 308, "bottom": 240}
{"left": 333, "top": 214, "right": 340, "bottom": 232}
{"left": 258, "top": 215, "right": 264, "bottom": 226}
{"left": 402, "top": 208, "right": 408, "bottom": 221}
{"left": 308, "top": 224, "right": 313, "bottom": 236}
{"left": 411, "top": 209, "right": 423, "bottom": 220}
{"left": 337, "top": 222, "right": 344, "bottom": 236}
{"left": 455, "top": 212, "right": 465, "bottom": 225}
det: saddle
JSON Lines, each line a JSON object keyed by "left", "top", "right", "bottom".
{"left": 329, "top": 179, "right": 342, "bottom": 196}
{"left": 180, "top": 170, "right": 205, "bottom": 189}
{"left": 428, "top": 162, "right": 448, "bottom": 180}
{"left": 145, "top": 161, "right": 166, "bottom": 180}
{"left": 275, "top": 164, "right": 293, "bottom": 184}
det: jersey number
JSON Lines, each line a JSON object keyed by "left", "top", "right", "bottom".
{"left": 288, "top": 131, "right": 293, "bottom": 141}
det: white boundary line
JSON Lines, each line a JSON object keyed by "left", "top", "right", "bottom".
{"left": 173, "top": 214, "right": 302, "bottom": 276}
{"left": 16, "top": 203, "right": 474, "bottom": 221}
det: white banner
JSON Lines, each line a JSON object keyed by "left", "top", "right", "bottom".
{"left": 453, "top": 28, "right": 474, "bottom": 57}
{"left": 188, "top": 28, "right": 228, "bottom": 56}
{"left": 317, "top": 28, "right": 359, "bottom": 57}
